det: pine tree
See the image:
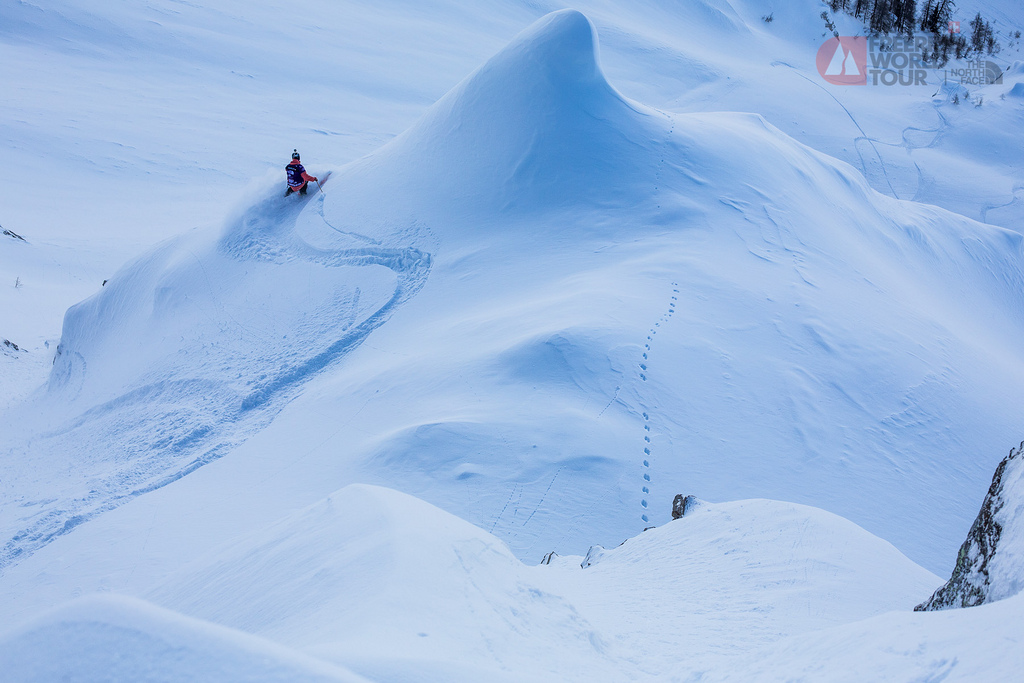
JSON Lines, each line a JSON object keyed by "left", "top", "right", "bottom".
{"left": 894, "top": 0, "right": 916, "bottom": 35}
{"left": 969, "top": 13, "right": 995, "bottom": 54}
{"left": 920, "top": 0, "right": 955, "bottom": 33}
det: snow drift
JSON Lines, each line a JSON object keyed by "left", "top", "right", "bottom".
{"left": 0, "top": 594, "right": 368, "bottom": 683}
{"left": 708, "top": 592, "right": 1024, "bottom": 682}
{"left": 147, "top": 483, "right": 615, "bottom": 682}
{"left": 341, "top": 9, "right": 656, "bottom": 218}
{"left": 144, "top": 484, "right": 938, "bottom": 681}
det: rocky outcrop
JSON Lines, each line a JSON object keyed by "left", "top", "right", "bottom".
{"left": 672, "top": 494, "right": 701, "bottom": 520}
{"left": 581, "top": 545, "right": 605, "bottom": 568}
{"left": 2, "top": 339, "right": 24, "bottom": 358}
{"left": 3, "top": 227, "right": 26, "bottom": 241}
{"left": 916, "top": 441, "right": 1024, "bottom": 611}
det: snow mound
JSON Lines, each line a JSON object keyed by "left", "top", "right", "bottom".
{"left": 141, "top": 485, "right": 938, "bottom": 680}
{"left": 0, "top": 594, "right": 368, "bottom": 683}
{"left": 935, "top": 79, "right": 971, "bottom": 103}
{"left": 332, "top": 9, "right": 663, "bottom": 223}
{"left": 148, "top": 484, "right": 615, "bottom": 682}
{"left": 918, "top": 440, "right": 1024, "bottom": 610}
{"left": 547, "top": 498, "right": 941, "bottom": 673}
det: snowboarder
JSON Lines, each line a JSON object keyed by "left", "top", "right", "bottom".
{"left": 285, "top": 150, "right": 318, "bottom": 196}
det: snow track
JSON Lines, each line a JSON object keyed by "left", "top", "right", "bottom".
{"left": 0, "top": 187, "right": 431, "bottom": 572}
{"left": 636, "top": 281, "right": 679, "bottom": 524}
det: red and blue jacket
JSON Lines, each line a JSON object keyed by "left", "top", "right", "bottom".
{"left": 286, "top": 159, "right": 316, "bottom": 187}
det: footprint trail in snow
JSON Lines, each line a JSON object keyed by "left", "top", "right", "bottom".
{"left": 639, "top": 281, "right": 678, "bottom": 524}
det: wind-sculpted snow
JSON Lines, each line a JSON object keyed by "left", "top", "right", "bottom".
{"left": 0, "top": 594, "right": 369, "bottom": 683}
{"left": 144, "top": 485, "right": 938, "bottom": 680}
{"left": 329, "top": 8, "right": 664, "bottom": 224}
{"left": 707, "top": 593, "right": 1024, "bottom": 682}
{"left": 0, "top": 183, "right": 431, "bottom": 571}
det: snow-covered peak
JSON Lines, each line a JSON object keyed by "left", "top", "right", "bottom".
{"left": 342, "top": 9, "right": 657, "bottom": 219}
{"left": 469, "top": 9, "right": 608, "bottom": 96}
{"left": 917, "top": 440, "right": 1024, "bottom": 610}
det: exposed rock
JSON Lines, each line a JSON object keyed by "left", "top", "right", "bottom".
{"left": 2, "top": 339, "right": 24, "bottom": 358}
{"left": 581, "top": 545, "right": 605, "bottom": 568}
{"left": 672, "top": 494, "right": 701, "bottom": 519}
{"left": 3, "top": 227, "right": 27, "bottom": 241}
{"left": 540, "top": 551, "right": 558, "bottom": 565}
{"left": 916, "top": 441, "right": 1024, "bottom": 610}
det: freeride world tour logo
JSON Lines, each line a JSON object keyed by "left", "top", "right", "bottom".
{"left": 816, "top": 34, "right": 1004, "bottom": 87}
{"left": 817, "top": 36, "right": 867, "bottom": 85}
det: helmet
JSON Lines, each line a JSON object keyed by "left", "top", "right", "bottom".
{"left": 291, "top": 149, "right": 300, "bottom": 160}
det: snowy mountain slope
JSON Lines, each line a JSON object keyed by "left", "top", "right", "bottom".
{"left": 540, "top": 496, "right": 941, "bottom": 677}
{"left": 3, "top": 8, "right": 1023, "bottom": 586}
{"left": 0, "top": 180, "right": 430, "bottom": 570}
{"left": 216, "top": 9, "right": 1024, "bottom": 571}
{"left": 1, "top": 7, "right": 1023, "bottom": 679}
{"left": 48, "top": 485, "right": 928, "bottom": 682}
{"left": 706, "top": 591, "right": 1024, "bottom": 682}
{"left": 0, "top": 594, "right": 369, "bottom": 683}
{"left": 146, "top": 484, "right": 619, "bottom": 682}
{"left": 0, "top": 0, "right": 533, "bottom": 403}
{"left": 3, "top": 0, "right": 1022, "bottom": 410}
{"left": 643, "top": 0, "right": 1024, "bottom": 233}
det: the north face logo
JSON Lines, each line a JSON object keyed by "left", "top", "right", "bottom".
{"left": 817, "top": 37, "right": 867, "bottom": 85}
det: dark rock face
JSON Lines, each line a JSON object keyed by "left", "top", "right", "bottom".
{"left": 916, "top": 441, "right": 1024, "bottom": 611}
{"left": 581, "top": 545, "right": 605, "bottom": 568}
{"left": 2, "top": 339, "right": 24, "bottom": 358}
{"left": 672, "top": 494, "right": 700, "bottom": 520}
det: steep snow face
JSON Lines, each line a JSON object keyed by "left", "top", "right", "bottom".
{"left": 349, "top": 9, "right": 657, "bottom": 217}
{"left": 0, "top": 594, "right": 369, "bottom": 683}
{"left": 0, "top": 182, "right": 430, "bottom": 570}
{"left": 137, "top": 486, "right": 937, "bottom": 681}
{"left": 918, "top": 440, "right": 1024, "bottom": 610}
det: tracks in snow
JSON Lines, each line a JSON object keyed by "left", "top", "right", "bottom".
{"left": 637, "top": 281, "right": 678, "bottom": 525}
{"left": 0, "top": 190, "right": 432, "bottom": 573}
